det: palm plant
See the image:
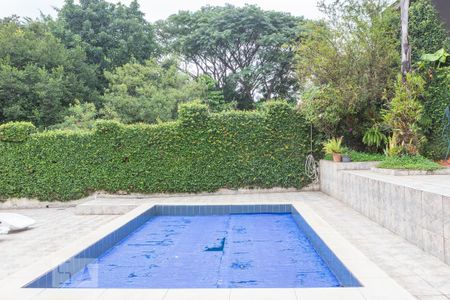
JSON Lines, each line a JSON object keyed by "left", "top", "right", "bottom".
{"left": 323, "top": 137, "right": 344, "bottom": 162}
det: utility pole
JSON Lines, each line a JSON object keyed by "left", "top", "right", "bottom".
{"left": 400, "top": 0, "right": 411, "bottom": 82}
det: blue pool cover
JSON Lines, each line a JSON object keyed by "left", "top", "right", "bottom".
{"left": 62, "top": 213, "right": 341, "bottom": 288}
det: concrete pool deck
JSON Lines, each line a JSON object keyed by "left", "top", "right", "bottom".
{"left": 1, "top": 192, "right": 450, "bottom": 299}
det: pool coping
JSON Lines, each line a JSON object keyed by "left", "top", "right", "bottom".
{"left": 0, "top": 201, "right": 415, "bottom": 300}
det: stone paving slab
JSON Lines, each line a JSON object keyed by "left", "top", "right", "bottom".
{"left": 301, "top": 192, "right": 450, "bottom": 300}
{"left": 2, "top": 192, "right": 450, "bottom": 299}
{"left": 348, "top": 170, "right": 450, "bottom": 197}
{"left": 0, "top": 208, "right": 117, "bottom": 282}
{"left": 371, "top": 167, "right": 450, "bottom": 176}
{"left": 75, "top": 192, "right": 300, "bottom": 215}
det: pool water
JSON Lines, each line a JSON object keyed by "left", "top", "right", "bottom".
{"left": 61, "top": 213, "right": 340, "bottom": 288}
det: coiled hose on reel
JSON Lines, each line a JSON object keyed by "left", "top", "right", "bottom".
{"left": 304, "top": 124, "right": 319, "bottom": 184}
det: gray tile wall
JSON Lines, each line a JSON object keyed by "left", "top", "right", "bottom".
{"left": 320, "top": 160, "right": 450, "bottom": 265}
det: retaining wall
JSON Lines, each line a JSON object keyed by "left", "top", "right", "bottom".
{"left": 320, "top": 160, "right": 450, "bottom": 265}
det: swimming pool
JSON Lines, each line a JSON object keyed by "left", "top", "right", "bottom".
{"left": 25, "top": 205, "right": 360, "bottom": 289}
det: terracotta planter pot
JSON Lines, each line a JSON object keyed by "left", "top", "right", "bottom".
{"left": 332, "top": 153, "right": 342, "bottom": 162}
{"left": 438, "top": 158, "right": 450, "bottom": 167}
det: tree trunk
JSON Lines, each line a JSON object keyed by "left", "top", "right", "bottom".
{"left": 400, "top": 0, "right": 411, "bottom": 82}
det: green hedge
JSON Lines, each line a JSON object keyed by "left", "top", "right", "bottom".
{"left": 420, "top": 68, "right": 450, "bottom": 160}
{"left": 0, "top": 101, "right": 318, "bottom": 201}
{"left": 0, "top": 121, "right": 36, "bottom": 142}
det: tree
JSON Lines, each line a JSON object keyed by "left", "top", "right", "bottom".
{"left": 157, "top": 5, "right": 303, "bottom": 109}
{"left": 197, "top": 75, "right": 236, "bottom": 112}
{"left": 51, "top": 100, "right": 97, "bottom": 130}
{"left": 296, "top": 0, "right": 399, "bottom": 146}
{"left": 50, "top": 0, "right": 159, "bottom": 86}
{"left": 400, "top": 0, "right": 411, "bottom": 80}
{"left": 0, "top": 18, "right": 98, "bottom": 127}
{"left": 101, "top": 59, "right": 206, "bottom": 124}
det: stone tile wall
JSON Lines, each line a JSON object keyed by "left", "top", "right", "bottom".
{"left": 320, "top": 160, "right": 450, "bottom": 265}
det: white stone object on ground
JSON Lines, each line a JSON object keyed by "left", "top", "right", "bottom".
{"left": 0, "top": 226, "right": 9, "bottom": 235}
{"left": 0, "top": 213, "right": 35, "bottom": 231}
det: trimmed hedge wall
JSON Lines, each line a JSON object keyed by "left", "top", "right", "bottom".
{"left": 0, "top": 121, "right": 36, "bottom": 142}
{"left": 0, "top": 101, "right": 319, "bottom": 201}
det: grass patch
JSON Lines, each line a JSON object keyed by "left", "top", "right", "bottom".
{"left": 377, "top": 155, "right": 442, "bottom": 171}
{"left": 324, "top": 150, "right": 385, "bottom": 162}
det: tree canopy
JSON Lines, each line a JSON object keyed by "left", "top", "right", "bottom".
{"left": 0, "top": 18, "right": 98, "bottom": 127}
{"left": 101, "top": 58, "right": 206, "bottom": 124}
{"left": 296, "top": 0, "right": 399, "bottom": 145}
{"left": 158, "top": 5, "right": 303, "bottom": 109}
{"left": 0, "top": 0, "right": 449, "bottom": 160}
{"left": 50, "top": 0, "right": 159, "bottom": 85}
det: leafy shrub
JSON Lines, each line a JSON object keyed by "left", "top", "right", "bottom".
{"left": 0, "top": 122, "right": 36, "bottom": 142}
{"left": 0, "top": 101, "right": 317, "bottom": 201}
{"left": 348, "top": 151, "right": 385, "bottom": 162}
{"left": 178, "top": 101, "right": 209, "bottom": 128}
{"left": 323, "top": 137, "right": 343, "bottom": 154}
{"left": 296, "top": 1, "right": 399, "bottom": 146}
{"left": 378, "top": 155, "right": 442, "bottom": 171}
{"left": 101, "top": 59, "right": 205, "bottom": 124}
{"left": 94, "top": 120, "right": 124, "bottom": 135}
{"left": 299, "top": 86, "right": 345, "bottom": 137}
{"left": 363, "top": 125, "right": 387, "bottom": 150}
{"left": 324, "top": 150, "right": 385, "bottom": 162}
{"left": 51, "top": 101, "right": 98, "bottom": 131}
{"left": 383, "top": 73, "right": 425, "bottom": 155}
{"left": 384, "top": 135, "right": 405, "bottom": 157}
{"left": 417, "top": 49, "right": 450, "bottom": 160}
{"left": 409, "top": 0, "right": 450, "bottom": 63}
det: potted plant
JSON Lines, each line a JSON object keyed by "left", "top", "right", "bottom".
{"left": 341, "top": 147, "right": 352, "bottom": 162}
{"left": 323, "top": 137, "right": 344, "bottom": 162}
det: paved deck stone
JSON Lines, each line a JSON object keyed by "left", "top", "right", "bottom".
{"left": 1, "top": 192, "right": 450, "bottom": 299}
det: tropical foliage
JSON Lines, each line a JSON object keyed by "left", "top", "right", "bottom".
{"left": 296, "top": 0, "right": 399, "bottom": 146}
{"left": 363, "top": 125, "right": 388, "bottom": 150}
{"left": 0, "top": 0, "right": 449, "bottom": 194}
{"left": 383, "top": 73, "right": 425, "bottom": 155}
{"left": 417, "top": 48, "right": 450, "bottom": 159}
{"left": 323, "top": 137, "right": 344, "bottom": 154}
{"left": 101, "top": 58, "right": 205, "bottom": 124}
{"left": 409, "top": 0, "right": 450, "bottom": 63}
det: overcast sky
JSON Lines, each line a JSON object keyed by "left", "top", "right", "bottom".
{"left": 0, "top": 0, "right": 324, "bottom": 22}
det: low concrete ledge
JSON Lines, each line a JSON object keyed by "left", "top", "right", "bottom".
{"left": 2, "top": 187, "right": 318, "bottom": 213}
{"left": 75, "top": 189, "right": 316, "bottom": 215}
{"left": 75, "top": 201, "right": 139, "bottom": 215}
{"left": 0, "top": 197, "right": 88, "bottom": 210}
{"left": 371, "top": 167, "right": 450, "bottom": 176}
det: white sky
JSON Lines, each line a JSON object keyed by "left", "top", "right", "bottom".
{"left": 0, "top": 0, "right": 325, "bottom": 22}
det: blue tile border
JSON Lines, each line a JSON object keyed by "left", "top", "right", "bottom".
{"left": 151, "top": 204, "right": 291, "bottom": 216}
{"left": 25, "top": 204, "right": 359, "bottom": 288}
